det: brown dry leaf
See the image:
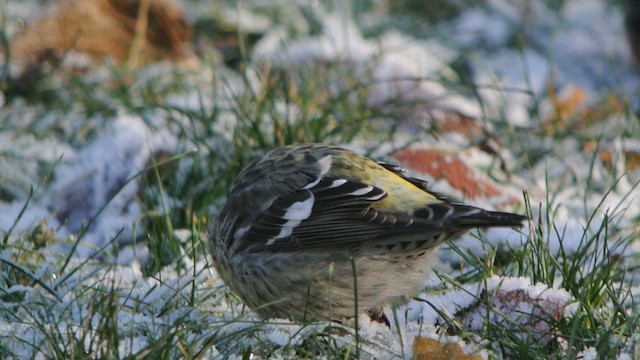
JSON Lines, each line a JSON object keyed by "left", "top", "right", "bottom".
{"left": 412, "top": 337, "right": 482, "bottom": 360}
{"left": 10, "top": 0, "right": 194, "bottom": 71}
{"left": 458, "top": 278, "right": 573, "bottom": 349}
{"left": 403, "top": 106, "right": 508, "bottom": 172}
{"left": 393, "top": 147, "right": 520, "bottom": 207}
{"left": 544, "top": 84, "right": 588, "bottom": 133}
{"left": 432, "top": 111, "right": 506, "bottom": 170}
{"left": 627, "top": 151, "right": 640, "bottom": 172}
{"left": 544, "top": 83, "right": 627, "bottom": 134}
{"left": 583, "top": 140, "right": 640, "bottom": 174}
{"left": 581, "top": 95, "right": 627, "bottom": 125}
{"left": 598, "top": 149, "right": 640, "bottom": 173}
{"left": 434, "top": 112, "right": 487, "bottom": 143}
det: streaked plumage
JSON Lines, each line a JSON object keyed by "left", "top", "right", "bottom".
{"left": 210, "top": 144, "right": 526, "bottom": 322}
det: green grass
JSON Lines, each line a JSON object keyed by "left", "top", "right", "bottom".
{"left": 434, "top": 175, "right": 640, "bottom": 358}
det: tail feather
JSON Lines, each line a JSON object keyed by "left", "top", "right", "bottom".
{"left": 415, "top": 203, "right": 526, "bottom": 229}
{"left": 453, "top": 208, "right": 527, "bottom": 228}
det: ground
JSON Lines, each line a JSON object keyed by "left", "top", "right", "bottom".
{"left": 0, "top": 0, "right": 639, "bottom": 359}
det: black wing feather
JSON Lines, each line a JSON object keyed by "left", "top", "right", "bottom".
{"left": 240, "top": 174, "right": 525, "bottom": 251}
{"left": 241, "top": 176, "right": 447, "bottom": 251}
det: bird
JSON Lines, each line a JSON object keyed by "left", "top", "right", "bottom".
{"left": 209, "top": 143, "right": 526, "bottom": 323}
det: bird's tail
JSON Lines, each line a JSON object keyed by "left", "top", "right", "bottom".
{"left": 414, "top": 202, "right": 526, "bottom": 229}
{"left": 450, "top": 204, "right": 527, "bottom": 228}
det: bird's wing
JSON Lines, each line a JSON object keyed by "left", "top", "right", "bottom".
{"left": 237, "top": 176, "right": 453, "bottom": 251}
{"left": 375, "top": 160, "right": 456, "bottom": 202}
{"left": 375, "top": 161, "right": 430, "bottom": 191}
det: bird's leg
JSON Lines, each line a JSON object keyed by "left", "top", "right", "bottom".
{"left": 366, "top": 307, "right": 391, "bottom": 327}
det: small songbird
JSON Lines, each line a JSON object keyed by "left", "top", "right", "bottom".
{"left": 210, "top": 144, "right": 526, "bottom": 323}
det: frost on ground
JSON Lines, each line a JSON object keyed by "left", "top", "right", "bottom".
{"left": 1, "top": 0, "right": 640, "bottom": 358}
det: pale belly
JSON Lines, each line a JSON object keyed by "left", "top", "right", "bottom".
{"left": 221, "top": 247, "right": 439, "bottom": 321}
